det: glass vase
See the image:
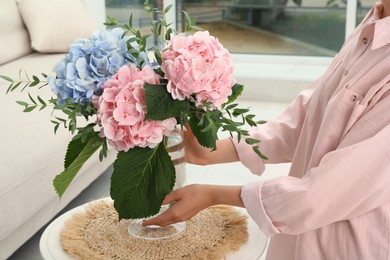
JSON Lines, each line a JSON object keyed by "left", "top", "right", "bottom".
{"left": 127, "top": 127, "right": 187, "bottom": 240}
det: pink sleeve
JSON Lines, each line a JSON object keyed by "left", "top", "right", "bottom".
{"left": 233, "top": 82, "right": 316, "bottom": 175}
{"left": 241, "top": 123, "right": 390, "bottom": 236}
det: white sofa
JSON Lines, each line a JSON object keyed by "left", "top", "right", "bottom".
{"left": 0, "top": 0, "right": 117, "bottom": 258}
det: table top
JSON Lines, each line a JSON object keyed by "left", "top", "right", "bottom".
{"left": 40, "top": 198, "right": 268, "bottom": 260}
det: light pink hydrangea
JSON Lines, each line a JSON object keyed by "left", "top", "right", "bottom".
{"left": 161, "top": 30, "right": 236, "bottom": 109}
{"left": 95, "top": 64, "right": 177, "bottom": 151}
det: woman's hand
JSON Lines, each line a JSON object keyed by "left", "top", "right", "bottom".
{"left": 142, "top": 184, "right": 244, "bottom": 227}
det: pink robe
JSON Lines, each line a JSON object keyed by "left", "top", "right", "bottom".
{"left": 235, "top": 2, "right": 390, "bottom": 259}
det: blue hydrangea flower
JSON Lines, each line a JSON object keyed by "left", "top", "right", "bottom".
{"left": 48, "top": 27, "right": 148, "bottom": 104}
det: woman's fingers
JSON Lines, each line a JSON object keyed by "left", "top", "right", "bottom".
{"left": 142, "top": 203, "right": 184, "bottom": 227}
{"left": 161, "top": 190, "right": 179, "bottom": 205}
{"left": 142, "top": 211, "right": 171, "bottom": 227}
{"left": 142, "top": 190, "right": 181, "bottom": 227}
{"left": 142, "top": 185, "right": 204, "bottom": 227}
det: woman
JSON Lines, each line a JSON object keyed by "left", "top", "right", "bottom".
{"left": 144, "top": 1, "right": 390, "bottom": 259}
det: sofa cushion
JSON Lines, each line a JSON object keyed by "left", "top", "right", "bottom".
{"left": 16, "top": 0, "right": 97, "bottom": 53}
{"left": 0, "top": 0, "right": 33, "bottom": 65}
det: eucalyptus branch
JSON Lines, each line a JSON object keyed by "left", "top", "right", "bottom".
{"left": 182, "top": 10, "right": 204, "bottom": 32}
{"left": 15, "top": 93, "right": 55, "bottom": 112}
{"left": 221, "top": 104, "right": 268, "bottom": 159}
{"left": 144, "top": 0, "right": 163, "bottom": 48}
{"left": 50, "top": 100, "right": 97, "bottom": 135}
{"left": 1, "top": 71, "right": 48, "bottom": 94}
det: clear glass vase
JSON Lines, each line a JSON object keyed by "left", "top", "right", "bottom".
{"left": 127, "top": 127, "right": 187, "bottom": 240}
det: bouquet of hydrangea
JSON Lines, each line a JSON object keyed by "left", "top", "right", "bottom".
{"left": 1, "top": 1, "right": 266, "bottom": 220}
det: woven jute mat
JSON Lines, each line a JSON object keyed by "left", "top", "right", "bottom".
{"left": 60, "top": 199, "right": 248, "bottom": 259}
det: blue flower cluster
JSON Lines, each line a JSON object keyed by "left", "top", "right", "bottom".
{"left": 48, "top": 28, "right": 148, "bottom": 104}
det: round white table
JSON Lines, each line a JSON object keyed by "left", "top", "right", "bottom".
{"left": 39, "top": 199, "right": 268, "bottom": 260}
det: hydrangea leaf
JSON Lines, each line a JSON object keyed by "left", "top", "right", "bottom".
{"left": 110, "top": 143, "right": 176, "bottom": 220}
{"left": 53, "top": 134, "right": 103, "bottom": 197}
{"left": 189, "top": 111, "right": 221, "bottom": 150}
{"left": 144, "top": 83, "right": 190, "bottom": 121}
{"left": 64, "top": 132, "right": 95, "bottom": 169}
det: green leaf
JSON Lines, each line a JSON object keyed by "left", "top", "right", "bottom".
{"left": 128, "top": 14, "right": 133, "bottom": 27}
{"left": 257, "top": 120, "right": 267, "bottom": 124}
{"left": 226, "top": 83, "right": 244, "bottom": 104}
{"left": 10, "top": 82, "right": 21, "bottom": 93}
{"left": 53, "top": 134, "right": 103, "bottom": 197}
{"left": 144, "top": 83, "right": 190, "bottom": 120}
{"left": 189, "top": 113, "right": 219, "bottom": 150}
{"left": 245, "top": 138, "right": 261, "bottom": 145}
{"left": 182, "top": 10, "right": 192, "bottom": 26}
{"left": 222, "top": 125, "right": 237, "bottom": 132}
{"left": 32, "top": 75, "right": 39, "bottom": 83}
{"left": 28, "top": 93, "right": 37, "bottom": 105}
{"left": 253, "top": 146, "right": 268, "bottom": 160}
{"left": 225, "top": 103, "right": 238, "bottom": 110}
{"left": 16, "top": 100, "right": 28, "bottom": 107}
{"left": 23, "top": 106, "right": 36, "bottom": 112}
{"left": 154, "top": 48, "right": 162, "bottom": 65}
{"left": 245, "top": 115, "right": 257, "bottom": 127}
{"left": 104, "top": 16, "right": 119, "bottom": 26}
{"left": 29, "top": 79, "right": 39, "bottom": 87}
{"left": 165, "top": 28, "right": 172, "bottom": 41}
{"left": 6, "top": 83, "right": 14, "bottom": 94}
{"left": 39, "top": 82, "right": 48, "bottom": 89}
{"left": 0, "top": 75, "right": 14, "bottom": 82}
{"left": 110, "top": 143, "right": 176, "bottom": 219}
{"left": 64, "top": 131, "right": 97, "bottom": 169}
{"left": 164, "top": 4, "right": 172, "bottom": 14}
{"left": 232, "top": 108, "right": 250, "bottom": 117}
{"left": 54, "top": 123, "right": 60, "bottom": 134}
{"left": 37, "top": 95, "right": 46, "bottom": 106}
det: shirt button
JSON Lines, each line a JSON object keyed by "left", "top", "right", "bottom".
{"left": 350, "top": 95, "right": 357, "bottom": 102}
{"left": 344, "top": 69, "right": 349, "bottom": 76}
{"left": 362, "top": 37, "right": 368, "bottom": 44}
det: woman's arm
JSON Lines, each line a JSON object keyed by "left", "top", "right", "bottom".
{"left": 184, "top": 129, "right": 239, "bottom": 165}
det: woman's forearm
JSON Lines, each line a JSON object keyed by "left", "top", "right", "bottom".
{"left": 208, "top": 184, "right": 245, "bottom": 207}
{"left": 207, "top": 138, "right": 240, "bottom": 164}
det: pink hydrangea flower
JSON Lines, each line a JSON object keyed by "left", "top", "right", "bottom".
{"left": 161, "top": 30, "right": 236, "bottom": 109}
{"left": 95, "top": 64, "right": 177, "bottom": 151}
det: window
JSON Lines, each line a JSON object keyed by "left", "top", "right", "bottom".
{"left": 106, "top": 0, "right": 377, "bottom": 57}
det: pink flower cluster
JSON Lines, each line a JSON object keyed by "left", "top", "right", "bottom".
{"left": 95, "top": 64, "right": 177, "bottom": 151}
{"left": 162, "top": 31, "right": 236, "bottom": 109}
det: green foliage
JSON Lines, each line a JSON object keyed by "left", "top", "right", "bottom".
{"left": 226, "top": 83, "right": 244, "bottom": 105}
{"left": 1, "top": 71, "right": 96, "bottom": 135}
{"left": 110, "top": 142, "right": 176, "bottom": 219}
{"left": 1, "top": 71, "right": 48, "bottom": 94}
{"left": 53, "top": 133, "right": 104, "bottom": 197}
{"left": 183, "top": 10, "right": 204, "bottom": 32}
{"left": 1, "top": 71, "right": 50, "bottom": 112}
{"left": 49, "top": 100, "right": 96, "bottom": 135}
{"left": 189, "top": 109, "right": 221, "bottom": 150}
{"left": 105, "top": 0, "right": 204, "bottom": 64}
{"left": 144, "top": 83, "right": 190, "bottom": 121}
